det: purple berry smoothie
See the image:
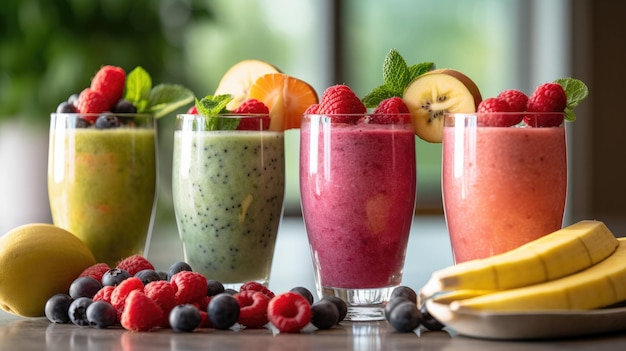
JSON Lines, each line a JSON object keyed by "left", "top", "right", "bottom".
{"left": 299, "top": 115, "right": 416, "bottom": 290}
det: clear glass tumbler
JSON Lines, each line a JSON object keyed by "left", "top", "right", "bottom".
{"left": 442, "top": 112, "right": 567, "bottom": 263}
{"left": 299, "top": 113, "right": 417, "bottom": 321}
{"left": 48, "top": 113, "right": 157, "bottom": 266}
{"left": 172, "top": 114, "right": 285, "bottom": 290}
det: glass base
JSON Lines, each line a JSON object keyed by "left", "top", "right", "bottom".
{"left": 320, "top": 286, "right": 396, "bottom": 321}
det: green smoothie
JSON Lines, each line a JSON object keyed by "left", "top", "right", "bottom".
{"left": 48, "top": 115, "right": 157, "bottom": 266}
{"left": 172, "top": 129, "right": 285, "bottom": 286}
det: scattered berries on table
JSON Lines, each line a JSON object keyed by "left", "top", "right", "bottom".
{"left": 310, "top": 298, "right": 339, "bottom": 330}
{"left": 240, "top": 281, "right": 276, "bottom": 299}
{"left": 169, "top": 304, "right": 202, "bottom": 332}
{"left": 101, "top": 268, "right": 131, "bottom": 287}
{"left": 167, "top": 261, "right": 193, "bottom": 281}
{"left": 117, "top": 254, "right": 156, "bottom": 276}
{"left": 323, "top": 295, "right": 347, "bottom": 323}
{"left": 419, "top": 303, "right": 445, "bottom": 331}
{"left": 135, "top": 269, "right": 163, "bottom": 286}
{"left": 389, "top": 286, "right": 418, "bottom": 303}
{"left": 68, "top": 297, "right": 93, "bottom": 326}
{"left": 79, "top": 263, "right": 111, "bottom": 282}
{"left": 110, "top": 277, "right": 144, "bottom": 316}
{"left": 267, "top": 292, "right": 312, "bottom": 333}
{"left": 69, "top": 276, "right": 103, "bottom": 299}
{"left": 207, "top": 279, "right": 225, "bottom": 297}
{"left": 208, "top": 293, "right": 241, "bottom": 330}
{"left": 235, "top": 290, "right": 270, "bottom": 328}
{"left": 86, "top": 300, "right": 118, "bottom": 329}
{"left": 92, "top": 285, "right": 115, "bottom": 304}
{"left": 387, "top": 300, "right": 421, "bottom": 333}
{"left": 289, "top": 286, "right": 314, "bottom": 305}
{"left": 170, "top": 271, "right": 208, "bottom": 305}
{"left": 45, "top": 293, "right": 73, "bottom": 324}
{"left": 120, "top": 290, "right": 163, "bottom": 332}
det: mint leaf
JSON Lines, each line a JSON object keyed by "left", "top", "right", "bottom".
{"left": 362, "top": 48, "right": 435, "bottom": 108}
{"left": 195, "top": 95, "right": 239, "bottom": 130}
{"left": 362, "top": 86, "right": 396, "bottom": 108}
{"left": 554, "top": 78, "right": 589, "bottom": 122}
{"left": 124, "top": 66, "right": 152, "bottom": 113}
{"left": 383, "top": 49, "right": 410, "bottom": 92}
{"left": 147, "top": 84, "right": 194, "bottom": 119}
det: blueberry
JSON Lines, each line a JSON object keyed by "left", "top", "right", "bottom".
{"left": 385, "top": 296, "right": 411, "bottom": 322}
{"left": 86, "top": 300, "right": 117, "bottom": 328}
{"left": 324, "top": 296, "right": 347, "bottom": 323}
{"left": 168, "top": 262, "right": 192, "bottom": 281}
{"left": 68, "top": 297, "right": 93, "bottom": 326}
{"left": 134, "top": 269, "right": 162, "bottom": 285}
{"left": 74, "top": 118, "right": 91, "bottom": 128}
{"left": 101, "top": 268, "right": 131, "bottom": 286}
{"left": 290, "top": 286, "right": 314, "bottom": 305}
{"left": 387, "top": 300, "right": 420, "bottom": 333}
{"left": 311, "top": 298, "right": 339, "bottom": 329}
{"left": 157, "top": 271, "right": 169, "bottom": 281}
{"left": 45, "top": 293, "right": 72, "bottom": 324}
{"left": 56, "top": 101, "right": 77, "bottom": 114}
{"left": 95, "top": 114, "right": 120, "bottom": 129}
{"left": 390, "top": 286, "right": 417, "bottom": 303}
{"left": 420, "top": 303, "right": 445, "bottom": 331}
{"left": 111, "top": 99, "right": 138, "bottom": 114}
{"left": 69, "top": 276, "right": 102, "bottom": 299}
{"left": 68, "top": 93, "right": 79, "bottom": 106}
{"left": 169, "top": 304, "right": 201, "bottom": 332}
{"left": 207, "top": 293, "right": 240, "bottom": 330}
{"left": 206, "top": 279, "right": 225, "bottom": 297}
{"left": 223, "top": 288, "right": 238, "bottom": 296}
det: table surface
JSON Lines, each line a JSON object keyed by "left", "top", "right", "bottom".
{"left": 2, "top": 216, "right": 626, "bottom": 350}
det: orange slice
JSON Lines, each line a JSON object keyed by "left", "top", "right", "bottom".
{"left": 214, "top": 60, "right": 281, "bottom": 111}
{"left": 247, "top": 73, "right": 318, "bottom": 131}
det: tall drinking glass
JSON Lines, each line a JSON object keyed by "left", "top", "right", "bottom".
{"left": 172, "top": 114, "right": 285, "bottom": 289}
{"left": 48, "top": 113, "right": 157, "bottom": 266}
{"left": 442, "top": 112, "right": 567, "bottom": 263}
{"left": 300, "top": 113, "right": 417, "bottom": 321}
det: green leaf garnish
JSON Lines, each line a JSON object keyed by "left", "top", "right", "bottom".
{"left": 123, "top": 66, "right": 194, "bottom": 118}
{"left": 554, "top": 78, "right": 589, "bottom": 122}
{"left": 363, "top": 48, "right": 435, "bottom": 108}
{"left": 195, "top": 95, "right": 239, "bottom": 130}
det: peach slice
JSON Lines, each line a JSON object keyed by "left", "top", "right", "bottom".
{"left": 247, "top": 73, "right": 319, "bottom": 131}
{"left": 402, "top": 69, "right": 482, "bottom": 143}
{"left": 214, "top": 60, "right": 281, "bottom": 110}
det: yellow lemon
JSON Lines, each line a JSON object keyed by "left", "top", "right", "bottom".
{"left": 0, "top": 223, "right": 96, "bottom": 317}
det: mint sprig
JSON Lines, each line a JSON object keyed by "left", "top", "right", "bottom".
{"left": 195, "top": 95, "right": 239, "bottom": 130}
{"left": 123, "top": 66, "right": 194, "bottom": 118}
{"left": 362, "top": 48, "right": 434, "bottom": 108}
{"left": 554, "top": 78, "right": 589, "bottom": 122}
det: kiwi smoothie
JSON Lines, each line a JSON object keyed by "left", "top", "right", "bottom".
{"left": 172, "top": 116, "right": 285, "bottom": 287}
{"left": 48, "top": 114, "right": 157, "bottom": 266}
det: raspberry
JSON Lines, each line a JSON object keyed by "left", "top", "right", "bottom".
{"left": 233, "top": 98, "right": 271, "bottom": 130}
{"left": 316, "top": 85, "right": 366, "bottom": 117}
{"left": 240, "top": 281, "right": 275, "bottom": 299}
{"left": 78, "top": 263, "right": 111, "bottom": 282}
{"left": 144, "top": 280, "right": 177, "bottom": 327}
{"left": 235, "top": 290, "right": 270, "bottom": 328}
{"left": 527, "top": 83, "right": 567, "bottom": 113}
{"left": 93, "top": 285, "right": 115, "bottom": 304}
{"left": 170, "top": 271, "right": 208, "bottom": 305}
{"left": 110, "top": 277, "right": 144, "bottom": 316}
{"left": 304, "top": 103, "right": 319, "bottom": 114}
{"left": 497, "top": 89, "right": 528, "bottom": 112}
{"left": 76, "top": 88, "right": 109, "bottom": 117}
{"left": 90, "top": 65, "right": 126, "bottom": 108}
{"left": 370, "top": 97, "right": 410, "bottom": 124}
{"left": 477, "top": 97, "right": 522, "bottom": 127}
{"left": 187, "top": 105, "right": 198, "bottom": 114}
{"left": 267, "top": 292, "right": 312, "bottom": 333}
{"left": 120, "top": 290, "right": 163, "bottom": 332}
{"left": 116, "top": 255, "right": 155, "bottom": 276}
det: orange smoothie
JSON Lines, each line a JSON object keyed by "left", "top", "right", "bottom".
{"left": 442, "top": 116, "right": 567, "bottom": 263}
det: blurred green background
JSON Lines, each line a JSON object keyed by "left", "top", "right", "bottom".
{"left": 0, "top": 0, "right": 562, "bottom": 230}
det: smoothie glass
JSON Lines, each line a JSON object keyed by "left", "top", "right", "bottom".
{"left": 300, "top": 113, "right": 417, "bottom": 321}
{"left": 172, "top": 114, "right": 285, "bottom": 289}
{"left": 442, "top": 112, "right": 567, "bottom": 263}
{"left": 48, "top": 113, "right": 157, "bottom": 266}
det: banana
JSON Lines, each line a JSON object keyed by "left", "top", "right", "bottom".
{"left": 450, "top": 238, "right": 626, "bottom": 312}
{"left": 419, "top": 220, "right": 618, "bottom": 303}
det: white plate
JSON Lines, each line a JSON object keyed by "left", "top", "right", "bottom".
{"left": 426, "top": 299, "right": 626, "bottom": 340}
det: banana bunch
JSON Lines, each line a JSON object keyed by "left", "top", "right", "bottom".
{"left": 419, "top": 220, "right": 626, "bottom": 312}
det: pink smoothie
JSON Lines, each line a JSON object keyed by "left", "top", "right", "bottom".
{"left": 442, "top": 123, "right": 567, "bottom": 263}
{"left": 300, "top": 119, "right": 416, "bottom": 289}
